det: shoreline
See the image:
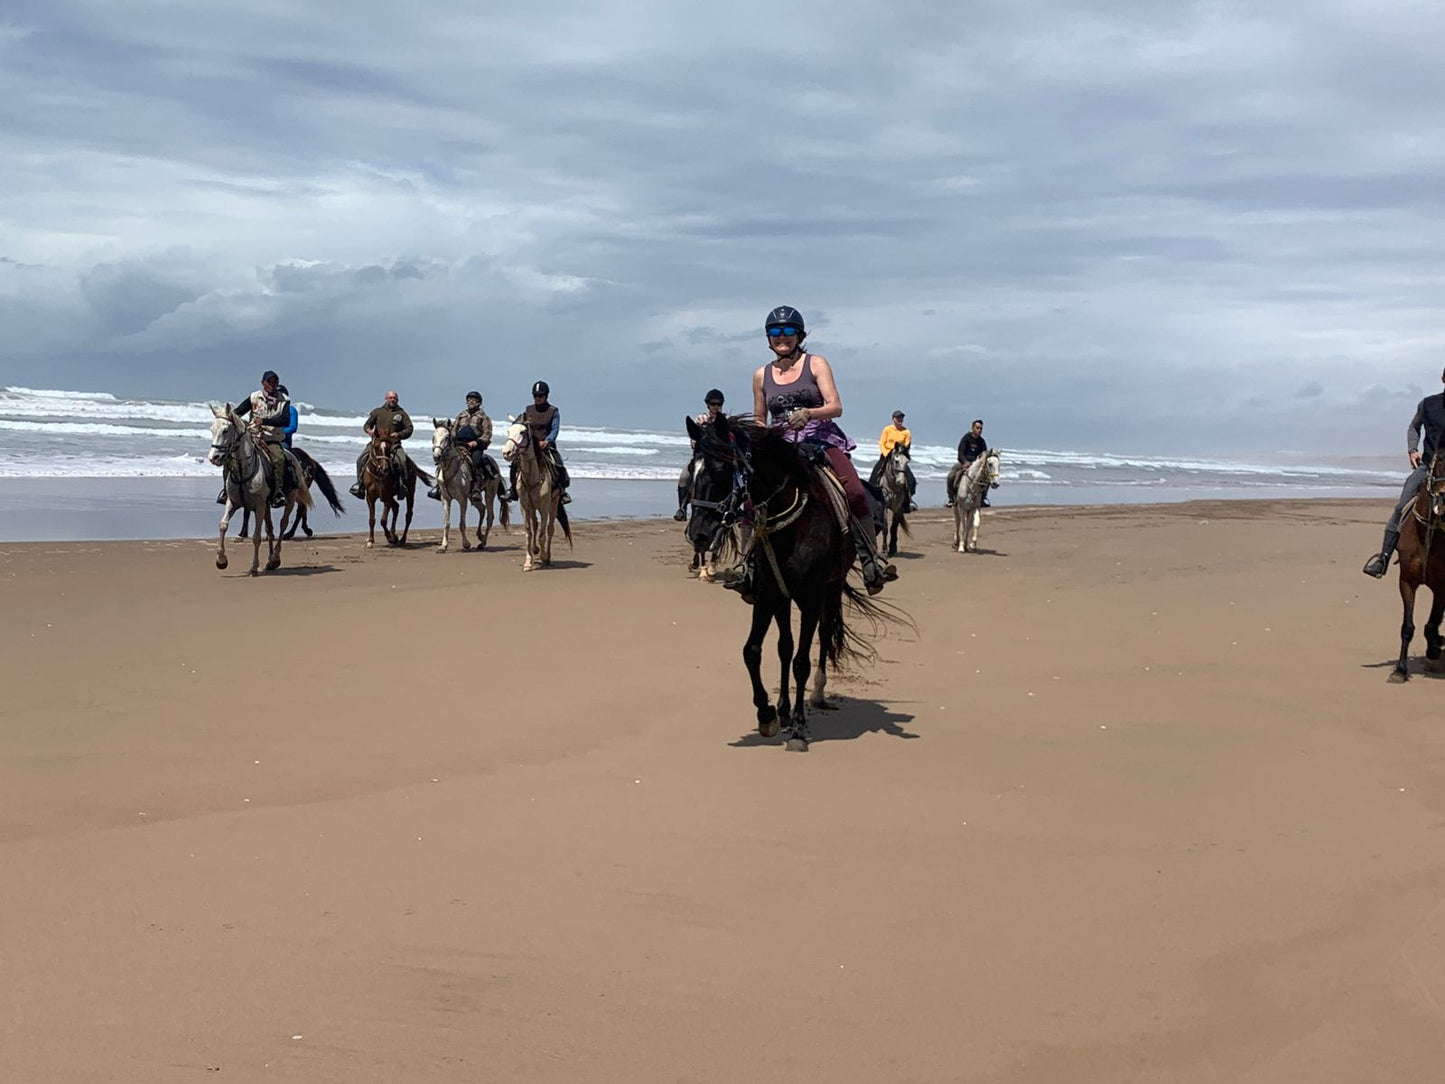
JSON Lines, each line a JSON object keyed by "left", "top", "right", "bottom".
{"left": 0, "top": 474, "right": 1401, "bottom": 543}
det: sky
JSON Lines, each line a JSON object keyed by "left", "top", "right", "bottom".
{"left": 2, "top": 0, "right": 1444, "bottom": 454}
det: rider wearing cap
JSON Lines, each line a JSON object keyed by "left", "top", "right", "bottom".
{"left": 675, "top": 388, "right": 727, "bottom": 521}
{"left": 868, "top": 409, "right": 918, "bottom": 513}
{"left": 507, "top": 380, "right": 571, "bottom": 505}
{"left": 226, "top": 369, "right": 291, "bottom": 508}
{"left": 349, "top": 390, "right": 414, "bottom": 498}
{"left": 1363, "top": 366, "right": 1445, "bottom": 578}
{"left": 428, "top": 391, "right": 496, "bottom": 500}
{"left": 741, "top": 305, "right": 895, "bottom": 595}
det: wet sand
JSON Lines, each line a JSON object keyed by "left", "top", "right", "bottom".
{"left": 3, "top": 499, "right": 1444, "bottom": 1082}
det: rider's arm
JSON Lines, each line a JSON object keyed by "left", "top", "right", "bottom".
{"left": 804, "top": 355, "right": 843, "bottom": 423}
{"left": 879, "top": 427, "right": 891, "bottom": 455}
{"left": 752, "top": 367, "right": 767, "bottom": 423}
{"left": 545, "top": 409, "right": 560, "bottom": 444}
{"left": 283, "top": 404, "right": 299, "bottom": 442}
{"left": 1408, "top": 399, "right": 1426, "bottom": 463}
{"left": 234, "top": 397, "right": 253, "bottom": 418}
{"left": 478, "top": 413, "right": 492, "bottom": 446}
{"left": 363, "top": 408, "right": 377, "bottom": 435}
{"left": 394, "top": 411, "right": 414, "bottom": 441}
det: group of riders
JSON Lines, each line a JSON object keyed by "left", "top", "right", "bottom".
{"left": 222, "top": 305, "right": 1013, "bottom": 597}
{"left": 220, "top": 372, "right": 573, "bottom": 510}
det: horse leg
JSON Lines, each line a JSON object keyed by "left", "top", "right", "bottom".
{"left": 809, "top": 587, "right": 839, "bottom": 710}
{"left": 216, "top": 499, "right": 235, "bottom": 570}
{"left": 366, "top": 495, "right": 377, "bottom": 548}
{"left": 399, "top": 488, "right": 414, "bottom": 546}
{"left": 1392, "top": 576, "right": 1418, "bottom": 682}
{"left": 249, "top": 505, "right": 265, "bottom": 576}
{"left": 267, "top": 503, "right": 287, "bottom": 570}
{"left": 773, "top": 602, "right": 795, "bottom": 734}
{"left": 1424, "top": 587, "right": 1445, "bottom": 671}
{"left": 743, "top": 600, "right": 780, "bottom": 737}
{"left": 967, "top": 508, "right": 980, "bottom": 552}
{"left": 458, "top": 494, "right": 471, "bottom": 552}
{"left": 238, "top": 507, "right": 250, "bottom": 540}
{"left": 438, "top": 494, "right": 451, "bottom": 552}
{"left": 786, "top": 602, "right": 818, "bottom": 751}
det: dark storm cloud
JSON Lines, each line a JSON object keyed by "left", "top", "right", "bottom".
{"left": 2, "top": 0, "right": 1444, "bottom": 452}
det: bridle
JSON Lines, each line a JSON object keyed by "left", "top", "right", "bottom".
{"left": 210, "top": 415, "right": 257, "bottom": 488}
{"left": 962, "top": 452, "right": 998, "bottom": 503}
{"left": 698, "top": 430, "right": 811, "bottom": 599}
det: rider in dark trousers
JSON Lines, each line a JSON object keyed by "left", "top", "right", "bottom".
{"left": 505, "top": 381, "right": 571, "bottom": 505}
{"left": 1363, "top": 366, "right": 1445, "bottom": 578}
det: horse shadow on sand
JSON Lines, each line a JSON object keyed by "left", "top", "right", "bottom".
{"left": 1360, "top": 658, "right": 1445, "bottom": 681}
{"left": 237, "top": 563, "right": 341, "bottom": 578}
{"left": 730, "top": 695, "right": 918, "bottom": 748}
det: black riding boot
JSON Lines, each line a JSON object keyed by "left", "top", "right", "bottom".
{"left": 1363, "top": 528, "right": 1401, "bottom": 579}
{"left": 427, "top": 484, "right": 441, "bottom": 500}
{"left": 216, "top": 487, "right": 227, "bottom": 505}
{"left": 675, "top": 484, "right": 689, "bottom": 521}
{"left": 851, "top": 517, "right": 897, "bottom": 596}
{"left": 505, "top": 461, "right": 519, "bottom": 502}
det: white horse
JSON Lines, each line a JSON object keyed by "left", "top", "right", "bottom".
{"left": 208, "top": 404, "right": 312, "bottom": 575}
{"left": 431, "top": 420, "right": 509, "bottom": 553}
{"left": 501, "top": 417, "right": 571, "bottom": 571}
{"left": 953, "top": 450, "right": 1001, "bottom": 554}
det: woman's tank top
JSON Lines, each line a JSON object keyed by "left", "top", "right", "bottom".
{"left": 762, "top": 353, "right": 824, "bottom": 422}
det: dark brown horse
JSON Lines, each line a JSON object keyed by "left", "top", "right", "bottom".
{"left": 362, "top": 431, "right": 432, "bottom": 548}
{"left": 712, "top": 416, "right": 902, "bottom": 751}
{"left": 1390, "top": 455, "right": 1445, "bottom": 682}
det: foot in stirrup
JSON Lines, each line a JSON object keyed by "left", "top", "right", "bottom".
{"left": 944, "top": 497, "right": 955, "bottom": 508}
{"left": 216, "top": 488, "right": 227, "bottom": 505}
{"left": 349, "top": 482, "right": 365, "bottom": 499}
{"left": 269, "top": 492, "right": 286, "bottom": 508}
{"left": 560, "top": 491, "right": 572, "bottom": 505}
{"left": 426, "top": 485, "right": 441, "bottom": 501}
{"left": 1363, "top": 552, "right": 1391, "bottom": 579}
{"left": 907, "top": 501, "right": 918, "bottom": 513}
{"left": 721, "top": 568, "right": 754, "bottom": 604}
{"left": 673, "top": 508, "right": 687, "bottom": 521}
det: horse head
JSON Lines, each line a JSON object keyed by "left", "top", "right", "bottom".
{"left": 207, "top": 403, "right": 243, "bottom": 466}
{"left": 888, "top": 443, "right": 911, "bottom": 485}
{"left": 1430, "top": 471, "right": 1445, "bottom": 520}
{"left": 984, "top": 450, "right": 1001, "bottom": 487}
{"left": 686, "top": 414, "right": 745, "bottom": 553}
{"left": 501, "top": 417, "right": 529, "bottom": 463}
{"left": 431, "top": 419, "right": 455, "bottom": 464}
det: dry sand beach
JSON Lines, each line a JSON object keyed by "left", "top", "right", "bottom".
{"left": 3, "top": 499, "right": 1445, "bottom": 1082}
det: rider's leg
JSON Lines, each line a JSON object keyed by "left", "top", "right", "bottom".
{"left": 675, "top": 461, "right": 692, "bottom": 521}
{"left": 505, "top": 458, "right": 520, "bottom": 502}
{"left": 551, "top": 449, "right": 572, "bottom": 504}
{"left": 265, "top": 443, "right": 287, "bottom": 507}
{"left": 905, "top": 463, "right": 918, "bottom": 512}
{"left": 945, "top": 463, "right": 963, "bottom": 507}
{"left": 349, "top": 451, "right": 367, "bottom": 499}
{"left": 868, "top": 456, "right": 885, "bottom": 487}
{"left": 825, "top": 447, "right": 895, "bottom": 594}
{"left": 1364, "top": 466, "right": 1426, "bottom": 577}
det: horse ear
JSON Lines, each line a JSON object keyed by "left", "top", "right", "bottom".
{"left": 223, "top": 402, "right": 234, "bottom": 418}
{"left": 211, "top": 402, "right": 224, "bottom": 417}
{"left": 507, "top": 413, "right": 516, "bottom": 423}
{"left": 713, "top": 413, "right": 729, "bottom": 438}
{"left": 432, "top": 417, "right": 443, "bottom": 428}
{"left": 685, "top": 415, "right": 702, "bottom": 441}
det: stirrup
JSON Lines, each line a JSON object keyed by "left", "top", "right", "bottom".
{"left": 1362, "top": 552, "right": 1390, "bottom": 579}
{"left": 560, "top": 491, "right": 572, "bottom": 505}
{"left": 673, "top": 508, "right": 687, "bottom": 521}
{"left": 426, "top": 485, "right": 441, "bottom": 501}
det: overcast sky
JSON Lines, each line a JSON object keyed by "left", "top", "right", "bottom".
{"left": 2, "top": 0, "right": 1443, "bottom": 453}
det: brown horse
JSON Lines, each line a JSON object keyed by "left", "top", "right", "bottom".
{"left": 1390, "top": 455, "right": 1445, "bottom": 682}
{"left": 362, "top": 432, "right": 432, "bottom": 548}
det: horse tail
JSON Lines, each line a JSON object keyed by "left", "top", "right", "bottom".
{"left": 411, "top": 462, "right": 435, "bottom": 488}
{"left": 823, "top": 580, "right": 916, "bottom": 669}
{"left": 295, "top": 451, "right": 345, "bottom": 516}
{"left": 557, "top": 502, "right": 572, "bottom": 546}
{"left": 498, "top": 489, "right": 512, "bottom": 529}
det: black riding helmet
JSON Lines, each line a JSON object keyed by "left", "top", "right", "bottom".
{"left": 532, "top": 380, "right": 550, "bottom": 397}
{"left": 764, "top": 305, "right": 806, "bottom": 342}
{"left": 704, "top": 388, "right": 725, "bottom": 405}
{"left": 262, "top": 369, "right": 279, "bottom": 385}
{"left": 466, "top": 390, "right": 482, "bottom": 403}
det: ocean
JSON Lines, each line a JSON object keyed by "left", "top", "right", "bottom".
{"left": 0, "top": 386, "right": 1403, "bottom": 542}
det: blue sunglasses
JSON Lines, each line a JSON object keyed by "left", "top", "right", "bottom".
{"left": 766, "top": 325, "right": 800, "bottom": 338}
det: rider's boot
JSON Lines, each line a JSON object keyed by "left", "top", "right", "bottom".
{"left": 1363, "top": 528, "right": 1400, "bottom": 579}
{"left": 427, "top": 484, "right": 441, "bottom": 501}
{"left": 851, "top": 517, "right": 897, "bottom": 596}
{"left": 674, "top": 484, "right": 688, "bottom": 521}
{"left": 348, "top": 473, "right": 365, "bottom": 500}
{"left": 216, "top": 487, "right": 227, "bottom": 505}
{"left": 720, "top": 558, "right": 754, "bottom": 604}
{"left": 559, "top": 488, "right": 572, "bottom": 505}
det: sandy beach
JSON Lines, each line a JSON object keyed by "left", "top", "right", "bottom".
{"left": 3, "top": 498, "right": 1444, "bottom": 1082}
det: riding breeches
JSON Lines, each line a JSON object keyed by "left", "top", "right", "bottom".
{"left": 1387, "top": 466, "right": 1429, "bottom": 534}
{"left": 824, "top": 447, "right": 872, "bottom": 521}
{"left": 264, "top": 442, "right": 287, "bottom": 492}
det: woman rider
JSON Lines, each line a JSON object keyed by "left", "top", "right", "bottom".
{"left": 749, "top": 305, "right": 895, "bottom": 594}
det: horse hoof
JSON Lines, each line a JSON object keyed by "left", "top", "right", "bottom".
{"left": 1388, "top": 670, "right": 1410, "bottom": 684}
{"left": 303, "top": 528, "right": 313, "bottom": 538}
{"left": 1427, "top": 657, "right": 1445, "bottom": 673}
{"left": 758, "top": 707, "right": 780, "bottom": 738}
{"left": 248, "top": 569, "right": 259, "bottom": 578}
{"left": 365, "top": 541, "right": 374, "bottom": 549}
{"left": 785, "top": 736, "right": 810, "bottom": 752}
{"left": 216, "top": 556, "right": 228, "bottom": 570}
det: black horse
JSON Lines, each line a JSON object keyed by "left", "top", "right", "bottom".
{"left": 239, "top": 447, "right": 345, "bottom": 540}
{"left": 683, "top": 415, "right": 745, "bottom": 577}
{"left": 706, "top": 415, "right": 900, "bottom": 751}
